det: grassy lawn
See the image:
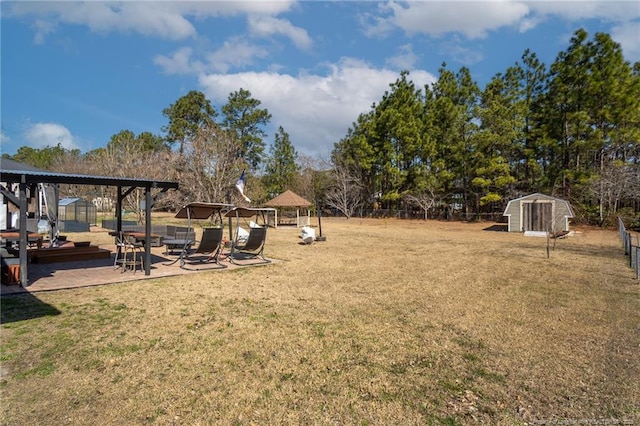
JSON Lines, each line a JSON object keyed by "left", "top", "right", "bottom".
{"left": 1, "top": 218, "right": 638, "bottom": 425}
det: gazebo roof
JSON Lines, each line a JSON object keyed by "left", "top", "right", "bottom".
{"left": 264, "top": 190, "right": 312, "bottom": 208}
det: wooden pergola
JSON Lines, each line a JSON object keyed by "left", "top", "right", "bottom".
{"left": 0, "top": 159, "right": 179, "bottom": 286}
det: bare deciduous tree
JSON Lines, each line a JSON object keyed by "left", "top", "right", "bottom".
{"left": 404, "top": 186, "right": 440, "bottom": 220}
{"left": 178, "top": 123, "right": 245, "bottom": 206}
{"left": 324, "top": 164, "right": 364, "bottom": 219}
{"left": 589, "top": 162, "right": 640, "bottom": 225}
{"left": 93, "top": 137, "right": 174, "bottom": 222}
{"left": 295, "top": 155, "right": 332, "bottom": 205}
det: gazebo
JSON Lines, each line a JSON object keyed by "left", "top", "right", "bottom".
{"left": 264, "top": 190, "right": 312, "bottom": 228}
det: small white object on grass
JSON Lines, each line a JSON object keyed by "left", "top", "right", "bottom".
{"left": 301, "top": 226, "right": 315, "bottom": 244}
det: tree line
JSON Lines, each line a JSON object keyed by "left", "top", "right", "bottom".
{"left": 4, "top": 29, "right": 639, "bottom": 226}
{"left": 5, "top": 89, "right": 317, "bottom": 222}
{"left": 332, "top": 29, "right": 639, "bottom": 225}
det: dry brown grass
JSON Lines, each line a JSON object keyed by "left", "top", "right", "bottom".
{"left": 1, "top": 218, "right": 638, "bottom": 425}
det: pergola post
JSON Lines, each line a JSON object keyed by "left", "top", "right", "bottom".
{"left": 18, "top": 179, "right": 28, "bottom": 286}
{"left": 144, "top": 186, "right": 152, "bottom": 275}
{"left": 116, "top": 186, "right": 123, "bottom": 233}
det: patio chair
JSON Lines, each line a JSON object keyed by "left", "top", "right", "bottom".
{"left": 229, "top": 226, "right": 270, "bottom": 265}
{"left": 182, "top": 227, "right": 226, "bottom": 269}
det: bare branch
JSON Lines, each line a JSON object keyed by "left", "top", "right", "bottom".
{"left": 324, "top": 164, "right": 364, "bottom": 219}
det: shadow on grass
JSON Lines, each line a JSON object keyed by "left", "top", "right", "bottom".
{"left": 1, "top": 292, "right": 61, "bottom": 324}
{"left": 482, "top": 224, "right": 508, "bottom": 232}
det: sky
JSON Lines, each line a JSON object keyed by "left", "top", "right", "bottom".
{"left": 1, "top": 1, "right": 639, "bottom": 161}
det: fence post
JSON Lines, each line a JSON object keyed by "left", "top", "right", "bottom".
{"left": 618, "top": 217, "right": 624, "bottom": 239}
{"left": 617, "top": 216, "right": 640, "bottom": 281}
{"left": 631, "top": 244, "right": 639, "bottom": 280}
{"left": 635, "top": 246, "right": 639, "bottom": 280}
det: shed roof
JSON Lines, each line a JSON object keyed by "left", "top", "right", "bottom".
{"left": 264, "top": 190, "right": 312, "bottom": 207}
{"left": 59, "top": 197, "right": 81, "bottom": 206}
{"left": 503, "top": 193, "right": 574, "bottom": 217}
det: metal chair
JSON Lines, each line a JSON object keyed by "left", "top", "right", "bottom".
{"left": 229, "top": 226, "right": 269, "bottom": 265}
{"left": 180, "top": 227, "right": 226, "bottom": 269}
{"left": 113, "top": 232, "right": 144, "bottom": 273}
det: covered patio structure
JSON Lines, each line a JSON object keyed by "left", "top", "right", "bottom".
{"left": 263, "top": 190, "right": 312, "bottom": 228}
{"left": 1, "top": 159, "right": 179, "bottom": 286}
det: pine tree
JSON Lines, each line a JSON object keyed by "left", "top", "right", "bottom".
{"left": 263, "top": 126, "right": 299, "bottom": 197}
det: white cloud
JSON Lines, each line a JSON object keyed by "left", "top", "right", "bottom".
{"left": 205, "top": 38, "right": 271, "bottom": 73}
{"left": 377, "top": 1, "right": 530, "bottom": 39}
{"left": 114, "top": 3, "right": 197, "bottom": 40}
{"left": 154, "top": 47, "right": 202, "bottom": 75}
{"left": 386, "top": 44, "right": 419, "bottom": 70}
{"left": 183, "top": 1, "right": 297, "bottom": 17}
{"left": 0, "top": 131, "right": 10, "bottom": 144}
{"left": 610, "top": 21, "right": 640, "bottom": 62}
{"left": 24, "top": 123, "right": 79, "bottom": 151}
{"left": 248, "top": 15, "right": 313, "bottom": 50}
{"left": 199, "top": 59, "right": 436, "bottom": 158}
{"left": 7, "top": 2, "right": 196, "bottom": 41}
{"left": 359, "top": 6, "right": 397, "bottom": 39}
{"left": 32, "top": 19, "right": 57, "bottom": 45}
{"left": 5, "top": 1, "right": 298, "bottom": 42}
{"left": 526, "top": 1, "right": 640, "bottom": 23}
{"left": 439, "top": 36, "right": 485, "bottom": 65}
{"left": 365, "top": 1, "right": 639, "bottom": 40}
{"left": 156, "top": 39, "right": 271, "bottom": 75}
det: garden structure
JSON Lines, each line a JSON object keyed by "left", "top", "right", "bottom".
{"left": 503, "top": 193, "right": 574, "bottom": 234}
{"left": 58, "top": 197, "right": 97, "bottom": 232}
{"left": 264, "top": 189, "right": 312, "bottom": 228}
{"left": 0, "top": 158, "right": 178, "bottom": 285}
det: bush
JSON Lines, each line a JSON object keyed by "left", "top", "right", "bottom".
{"left": 617, "top": 207, "right": 639, "bottom": 228}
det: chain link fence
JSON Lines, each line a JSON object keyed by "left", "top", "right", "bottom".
{"left": 618, "top": 217, "right": 640, "bottom": 280}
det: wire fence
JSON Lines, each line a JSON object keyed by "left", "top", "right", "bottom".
{"left": 618, "top": 217, "right": 640, "bottom": 280}
{"left": 329, "top": 208, "right": 506, "bottom": 222}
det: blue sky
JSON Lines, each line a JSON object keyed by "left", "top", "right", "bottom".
{"left": 2, "top": 1, "right": 639, "bottom": 160}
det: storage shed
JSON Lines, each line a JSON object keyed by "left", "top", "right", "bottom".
{"left": 58, "top": 197, "right": 97, "bottom": 232}
{"left": 503, "top": 193, "right": 574, "bottom": 233}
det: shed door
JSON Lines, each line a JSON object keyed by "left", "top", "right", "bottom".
{"left": 523, "top": 202, "right": 552, "bottom": 232}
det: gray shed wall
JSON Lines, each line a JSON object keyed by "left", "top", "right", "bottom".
{"left": 504, "top": 194, "right": 573, "bottom": 232}
{"left": 504, "top": 200, "right": 522, "bottom": 232}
